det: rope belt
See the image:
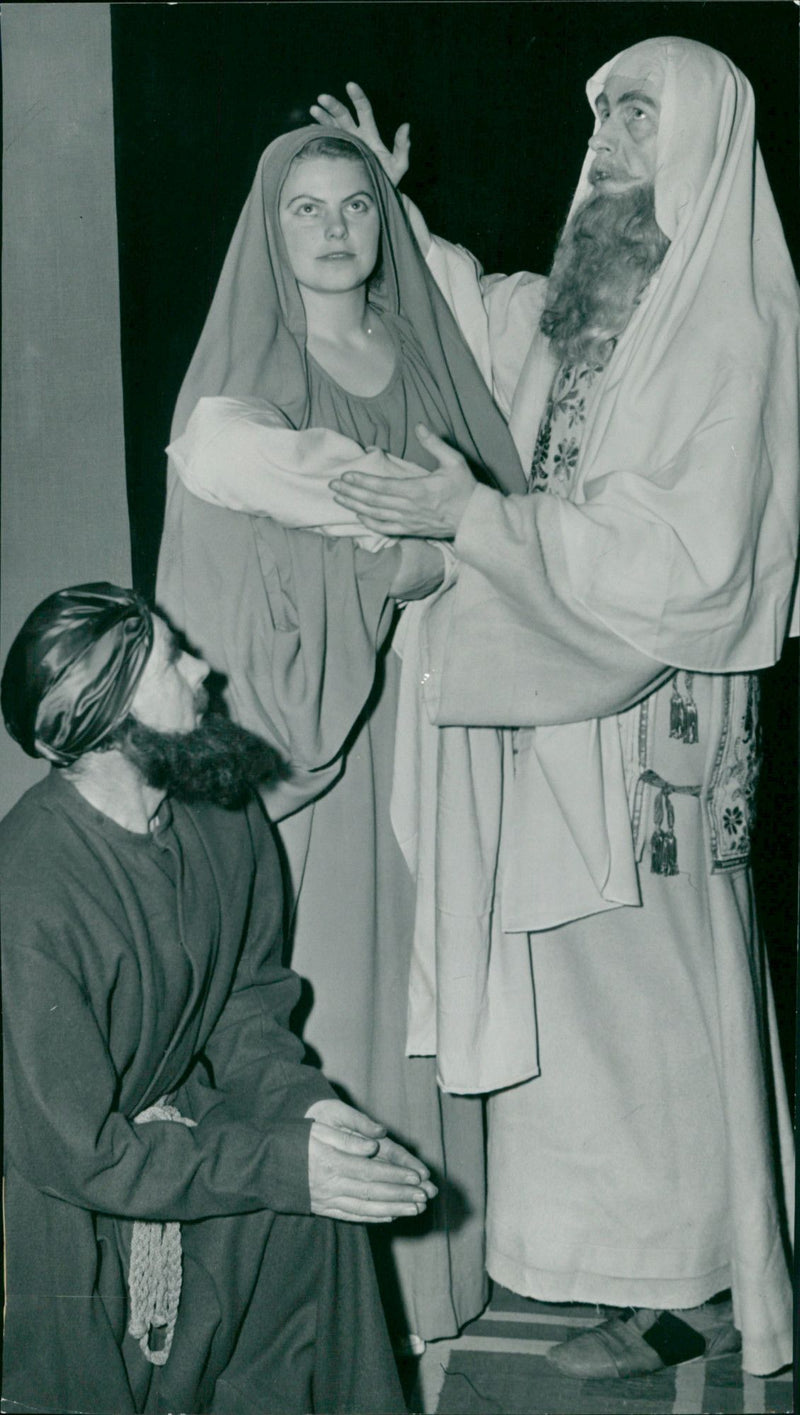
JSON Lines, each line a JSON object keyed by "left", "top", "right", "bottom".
{"left": 129, "top": 1097, "right": 197, "bottom": 1366}
{"left": 639, "top": 769, "right": 702, "bottom": 877}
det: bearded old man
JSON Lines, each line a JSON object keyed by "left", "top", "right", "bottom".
{"left": 0, "top": 582, "right": 439, "bottom": 1415}
{"left": 321, "top": 39, "right": 799, "bottom": 1379}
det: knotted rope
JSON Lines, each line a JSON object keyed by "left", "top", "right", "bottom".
{"left": 639, "top": 769, "right": 701, "bottom": 877}
{"left": 128, "top": 1097, "right": 197, "bottom": 1366}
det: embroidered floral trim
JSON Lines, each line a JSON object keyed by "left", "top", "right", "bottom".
{"left": 529, "top": 362, "right": 603, "bottom": 495}
{"left": 706, "top": 675, "right": 761, "bottom": 872}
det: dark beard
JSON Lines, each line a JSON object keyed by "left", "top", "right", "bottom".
{"left": 540, "top": 184, "right": 670, "bottom": 368}
{"left": 113, "top": 712, "right": 286, "bottom": 809}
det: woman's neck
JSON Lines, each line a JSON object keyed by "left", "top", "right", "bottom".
{"left": 300, "top": 284, "right": 395, "bottom": 398}
{"left": 301, "top": 286, "right": 373, "bottom": 344}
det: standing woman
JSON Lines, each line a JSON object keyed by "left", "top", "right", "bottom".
{"left": 156, "top": 125, "right": 526, "bottom": 1343}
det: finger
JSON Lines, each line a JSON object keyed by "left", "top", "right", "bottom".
{"left": 332, "top": 1103, "right": 386, "bottom": 1139}
{"left": 338, "top": 1179, "right": 431, "bottom": 1204}
{"left": 314, "top": 94, "right": 358, "bottom": 131}
{"left": 319, "top": 1198, "right": 422, "bottom": 1221}
{"left": 327, "top": 1194, "right": 427, "bottom": 1216}
{"left": 333, "top": 474, "right": 429, "bottom": 501}
{"left": 333, "top": 491, "right": 422, "bottom": 521}
{"left": 332, "top": 488, "right": 420, "bottom": 517}
{"left": 345, "top": 81, "right": 379, "bottom": 126}
{"left": 309, "top": 1097, "right": 386, "bottom": 1137}
{"left": 415, "top": 423, "right": 461, "bottom": 463}
{"left": 418, "top": 1180, "right": 439, "bottom": 1200}
{"left": 309, "top": 104, "right": 341, "bottom": 129}
{"left": 374, "top": 1150, "right": 437, "bottom": 1198}
{"left": 317, "top": 1208, "right": 394, "bottom": 1224}
{"left": 335, "top": 467, "right": 428, "bottom": 490}
{"left": 340, "top": 83, "right": 383, "bottom": 148}
{"left": 343, "top": 1156, "right": 430, "bottom": 1187}
{"left": 331, "top": 493, "right": 415, "bottom": 523}
{"left": 393, "top": 122, "right": 411, "bottom": 158}
{"left": 376, "top": 1136, "right": 431, "bottom": 1178}
{"left": 312, "top": 1124, "right": 380, "bottom": 1157}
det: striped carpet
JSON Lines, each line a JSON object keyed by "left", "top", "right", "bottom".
{"left": 408, "top": 1286, "right": 793, "bottom": 1414}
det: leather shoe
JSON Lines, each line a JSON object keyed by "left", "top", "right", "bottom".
{"left": 546, "top": 1301, "right": 741, "bottom": 1379}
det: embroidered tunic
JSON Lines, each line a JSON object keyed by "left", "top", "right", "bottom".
{"left": 529, "top": 361, "right": 603, "bottom": 495}
{"left": 477, "top": 360, "right": 791, "bottom": 1358}
{"left": 528, "top": 355, "right": 763, "bottom": 874}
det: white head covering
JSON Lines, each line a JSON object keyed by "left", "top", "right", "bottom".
{"left": 512, "top": 36, "right": 800, "bottom": 670}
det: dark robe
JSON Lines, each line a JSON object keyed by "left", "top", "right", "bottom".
{"left": 0, "top": 770, "right": 405, "bottom": 1414}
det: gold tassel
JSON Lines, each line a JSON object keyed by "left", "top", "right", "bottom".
{"left": 651, "top": 787, "right": 678, "bottom": 876}
{"left": 669, "top": 680, "right": 686, "bottom": 739}
{"left": 682, "top": 674, "right": 698, "bottom": 744}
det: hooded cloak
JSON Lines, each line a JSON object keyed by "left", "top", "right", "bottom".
{"left": 156, "top": 125, "right": 522, "bottom": 1340}
{"left": 169, "top": 125, "right": 525, "bottom": 496}
{"left": 508, "top": 36, "right": 800, "bottom": 671}
{"left": 158, "top": 125, "right": 525, "bottom": 805}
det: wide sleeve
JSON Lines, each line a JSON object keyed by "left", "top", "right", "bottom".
{"left": 421, "top": 483, "right": 671, "bottom": 727}
{"left": 168, "top": 393, "right": 423, "bottom": 544}
{"left": 1, "top": 929, "right": 321, "bottom": 1223}
{"left": 157, "top": 474, "right": 401, "bottom": 817}
{"left": 402, "top": 195, "right": 547, "bottom": 415}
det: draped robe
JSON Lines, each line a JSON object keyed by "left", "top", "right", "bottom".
{"left": 395, "top": 37, "right": 797, "bottom": 1376}
{"left": 0, "top": 770, "right": 404, "bottom": 1414}
{"left": 157, "top": 125, "right": 526, "bottom": 1339}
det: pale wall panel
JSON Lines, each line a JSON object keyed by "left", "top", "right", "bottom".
{"left": 1, "top": 2, "right": 131, "bottom": 815}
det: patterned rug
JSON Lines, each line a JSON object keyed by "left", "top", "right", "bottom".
{"left": 412, "top": 1286, "right": 793, "bottom": 1414}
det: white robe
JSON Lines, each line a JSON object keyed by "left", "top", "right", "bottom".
{"left": 397, "top": 37, "right": 797, "bottom": 1375}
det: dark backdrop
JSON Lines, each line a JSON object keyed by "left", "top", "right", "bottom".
{"left": 109, "top": 0, "right": 798, "bottom": 1087}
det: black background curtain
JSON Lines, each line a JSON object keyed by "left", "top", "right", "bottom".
{"left": 109, "top": 1, "right": 798, "bottom": 1086}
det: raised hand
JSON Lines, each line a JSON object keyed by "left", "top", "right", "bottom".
{"left": 305, "top": 1096, "right": 437, "bottom": 1223}
{"left": 310, "top": 81, "right": 411, "bottom": 186}
{"left": 331, "top": 424, "right": 478, "bottom": 539}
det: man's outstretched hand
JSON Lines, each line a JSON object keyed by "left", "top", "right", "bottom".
{"left": 331, "top": 424, "right": 478, "bottom": 539}
{"left": 310, "top": 81, "right": 410, "bottom": 186}
{"left": 305, "top": 1097, "right": 437, "bottom": 1223}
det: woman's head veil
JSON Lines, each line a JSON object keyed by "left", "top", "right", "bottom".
{"left": 171, "top": 126, "right": 526, "bottom": 494}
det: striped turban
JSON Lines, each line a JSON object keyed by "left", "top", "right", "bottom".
{"left": 1, "top": 583, "right": 153, "bottom": 766}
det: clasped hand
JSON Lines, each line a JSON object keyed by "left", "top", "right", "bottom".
{"left": 331, "top": 423, "right": 477, "bottom": 540}
{"left": 306, "top": 1097, "right": 438, "bottom": 1224}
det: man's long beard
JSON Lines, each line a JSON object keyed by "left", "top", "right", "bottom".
{"left": 113, "top": 712, "right": 285, "bottom": 809}
{"left": 540, "top": 184, "right": 670, "bottom": 368}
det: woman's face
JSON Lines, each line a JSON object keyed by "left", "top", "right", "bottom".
{"left": 278, "top": 154, "right": 381, "bottom": 296}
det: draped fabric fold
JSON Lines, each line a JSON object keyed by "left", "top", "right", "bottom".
{"left": 397, "top": 38, "right": 795, "bottom": 1374}
{"left": 156, "top": 122, "right": 527, "bottom": 1337}
{"left": 168, "top": 125, "right": 526, "bottom": 497}
{"left": 509, "top": 38, "right": 799, "bottom": 672}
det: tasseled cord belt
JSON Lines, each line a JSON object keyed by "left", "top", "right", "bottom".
{"left": 639, "top": 768, "right": 701, "bottom": 877}
{"left": 128, "top": 1097, "right": 197, "bottom": 1366}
